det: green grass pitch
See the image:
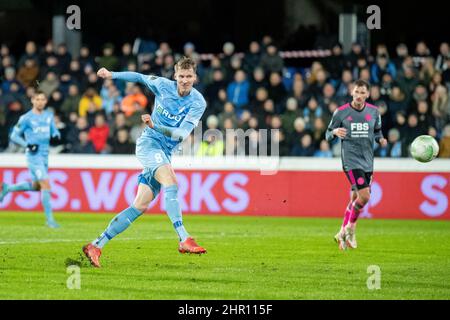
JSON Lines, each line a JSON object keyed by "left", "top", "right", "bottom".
{"left": 0, "top": 211, "right": 449, "bottom": 299}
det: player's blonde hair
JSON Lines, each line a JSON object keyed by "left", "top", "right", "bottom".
{"left": 174, "top": 56, "right": 197, "bottom": 73}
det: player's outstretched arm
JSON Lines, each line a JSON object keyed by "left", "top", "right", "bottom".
{"left": 98, "top": 67, "right": 149, "bottom": 85}
{"left": 98, "top": 68, "right": 161, "bottom": 95}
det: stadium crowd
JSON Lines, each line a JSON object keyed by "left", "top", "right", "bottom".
{"left": 1, "top": 37, "right": 449, "bottom": 157}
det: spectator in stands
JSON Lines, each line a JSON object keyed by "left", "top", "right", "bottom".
{"left": 411, "top": 84, "right": 429, "bottom": 109}
{"left": 438, "top": 124, "right": 450, "bottom": 157}
{"left": 270, "top": 129, "right": 289, "bottom": 156}
{"left": 260, "top": 44, "right": 284, "bottom": 74}
{"left": 120, "top": 84, "right": 147, "bottom": 118}
{"left": 98, "top": 43, "right": 119, "bottom": 70}
{"left": 48, "top": 89, "right": 64, "bottom": 113}
{"left": 227, "top": 70, "right": 250, "bottom": 114}
{"left": 204, "top": 69, "right": 227, "bottom": 111}
{"left": 311, "top": 117, "right": 326, "bottom": 147}
{"left": 72, "top": 130, "right": 96, "bottom": 154}
{"left": 1, "top": 44, "right": 16, "bottom": 73}
{"left": 83, "top": 71, "right": 102, "bottom": 92}
{"left": 353, "top": 56, "right": 369, "bottom": 81}
{"left": 319, "top": 83, "right": 336, "bottom": 108}
{"left": 392, "top": 43, "right": 409, "bottom": 70}
{"left": 69, "top": 59, "right": 83, "bottom": 84}
{"left": 119, "top": 43, "right": 137, "bottom": 71}
{"left": 197, "top": 115, "right": 224, "bottom": 156}
{"left": 203, "top": 56, "right": 222, "bottom": 86}
{"left": 435, "top": 42, "right": 450, "bottom": 72}
{"left": 267, "top": 72, "right": 287, "bottom": 111}
{"left": 289, "top": 77, "right": 309, "bottom": 108}
{"left": 161, "top": 54, "right": 175, "bottom": 80}
{"left": 39, "top": 71, "right": 60, "bottom": 97}
{"left": 183, "top": 42, "right": 200, "bottom": 62}
{"left": 109, "top": 112, "right": 130, "bottom": 139}
{"left": 260, "top": 99, "right": 276, "bottom": 129}
{"left": 314, "top": 140, "right": 333, "bottom": 158}
{"left": 303, "top": 96, "right": 323, "bottom": 130}
{"left": 221, "top": 42, "right": 235, "bottom": 74}
{"left": 429, "top": 71, "right": 443, "bottom": 94}
{"left": 335, "top": 69, "right": 353, "bottom": 98}
{"left": 404, "top": 113, "right": 426, "bottom": 148}
{"left": 58, "top": 73, "right": 74, "bottom": 96}
{"left": 249, "top": 67, "right": 268, "bottom": 101}
{"left": 413, "top": 41, "right": 431, "bottom": 69}
{"left": 18, "top": 41, "right": 38, "bottom": 67}
{"left": 371, "top": 54, "right": 397, "bottom": 84}
{"left": 442, "top": 59, "right": 450, "bottom": 84}
{"left": 281, "top": 97, "right": 301, "bottom": 135}
{"left": 88, "top": 113, "right": 110, "bottom": 153}
{"left": 40, "top": 54, "right": 60, "bottom": 77}
{"left": 22, "top": 86, "right": 36, "bottom": 110}
{"left": 39, "top": 40, "right": 54, "bottom": 65}
{"left": 56, "top": 43, "right": 72, "bottom": 73}
{"left": 291, "top": 133, "right": 315, "bottom": 157}
{"left": 218, "top": 102, "right": 238, "bottom": 131}
{"left": 1, "top": 67, "right": 22, "bottom": 94}
{"left": 243, "top": 41, "right": 262, "bottom": 74}
{"left": 325, "top": 43, "right": 346, "bottom": 81}
{"left": 110, "top": 128, "right": 135, "bottom": 154}
{"left": 100, "top": 79, "right": 122, "bottom": 114}
{"left": 376, "top": 128, "right": 404, "bottom": 158}
{"left": 79, "top": 45, "right": 96, "bottom": 71}
{"left": 397, "top": 66, "right": 419, "bottom": 100}
{"left": 290, "top": 117, "right": 308, "bottom": 149}
{"left": 379, "top": 73, "right": 394, "bottom": 100}
{"left": 345, "top": 42, "right": 365, "bottom": 70}
{"left": 416, "top": 100, "right": 435, "bottom": 133}
{"left": 17, "top": 58, "right": 39, "bottom": 87}
{"left": 431, "top": 85, "right": 450, "bottom": 131}
{"left": 229, "top": 54, "right": 244, "bottom": 77}
{"left": 387, "top": 85, "right": 408, "bottom": 121}
{"left": 419, "top": 57, "right": 437, "bottom": 86}
{"left": 64, "top": 112, "right": 81, "bottom": 147}
{"left": 61, "top": 84, "right": 81, "bottom": 116}
{"left": 359, "top": 67, "right": 371, "bottom": 84}
{"left": 79, "top": 87, "right": 102, "bottom": 117}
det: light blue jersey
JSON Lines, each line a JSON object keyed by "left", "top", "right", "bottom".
{"left": 10, "top": 110, "right": 60, "bottom": 181}
{"left": 112, "top": 72, "right": 206, "bottom": 196}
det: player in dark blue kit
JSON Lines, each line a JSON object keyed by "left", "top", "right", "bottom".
{"left": 0, "top": 91, "right": 61, "bottom": 228}
{"left": 83, "top": 57, "right": 207, "bottom": 267}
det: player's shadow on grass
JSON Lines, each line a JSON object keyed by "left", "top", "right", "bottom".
{"left": 64, "top": 252, "right": 91, "bottom": 268}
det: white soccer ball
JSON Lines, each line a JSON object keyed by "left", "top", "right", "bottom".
{"left": 410, "top": 135, "right": 439, "bottom": 163}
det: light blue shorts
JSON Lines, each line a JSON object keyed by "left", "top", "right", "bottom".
{"left": 26, "top": 155, "right": 49, "bottom": 182}
{"left": 135, "top": 136, "right": 172, "bottom": 197}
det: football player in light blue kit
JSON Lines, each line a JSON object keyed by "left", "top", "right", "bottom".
{"left": 0, "top": 90, "right": 61, "bottom": 228}
{"left": 83, "top": 57, "right": 207, "bottom": 267}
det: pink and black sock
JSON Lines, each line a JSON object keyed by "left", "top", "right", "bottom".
{"left": 349, "top": 200, "right": 365, "bottom": 225}
{"left": 341, "top": 201, "right": 353, "bottom": 229}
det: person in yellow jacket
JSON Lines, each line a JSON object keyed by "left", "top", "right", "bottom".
{"left": 196, "top": 115, "right": 225, "bottom": 156}
{"left": 79, "top": 88, "right": 102, "bottom": 117}
{"left": 196, "top": 135, "right": 224, "bottom": 156}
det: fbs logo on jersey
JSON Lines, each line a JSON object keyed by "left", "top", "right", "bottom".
{"left": 155, "top": 104, "right": 183, "bottom": 122}
{"left": 350, "top": 123, "right": 369, "bottom": 138}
